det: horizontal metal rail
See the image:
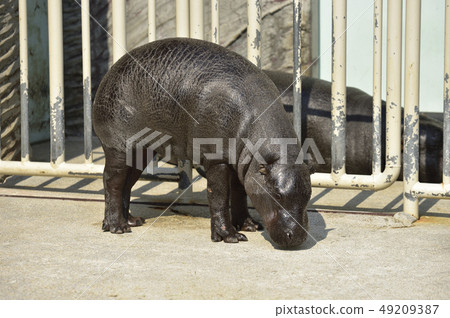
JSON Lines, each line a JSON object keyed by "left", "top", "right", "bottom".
{"left": 0, "top": 160, "right": 180, "bottom": 181}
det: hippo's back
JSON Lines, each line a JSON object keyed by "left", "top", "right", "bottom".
{"left": 93, "top": 38, "right": 279, "bottom": 152}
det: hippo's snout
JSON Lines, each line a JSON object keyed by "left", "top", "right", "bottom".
{"left": 266, "top": 212, "right": 309, "bottom": 249}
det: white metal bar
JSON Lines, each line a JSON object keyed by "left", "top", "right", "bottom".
{"left": 0, "top": 161, "right": 179, "bottom": 181}
{"left": 310, "top": 0, "right": 320, "bottom": 78}
{"left": 444, "top": 0, "right": 450, "bottom": 185}
{"left": 190, "top": 0, "right": 204, "bottom": 40}
{"left": 293, "top": 0, "right": 302, "bottom": 141}
{"left": 310, "top": 0, "right": 402, "bottom": 190}
{"left": 48, "top": 0, "right": 65, "bottom": 166}
{"left": 247, "top": 0, "right": 261, "bottom": 68}
{"left": 211, "top": 0, "right": 219, "bottom": 43}
{"left": 81, "top": 0, "right": 92, "bottom": 164}
{"left": 411, "top": 182, "right": 450, "bottom": 199}
{"left": 383, "top": 0, "right": 402, "bottom": 181}
{"left": 19, "top": 0, "right": 29, "bottom": 162}
{"left": 148, "top": 0, "right": 156, "bottom": 42}
{"left": 403, "top": 0, "right": 421, "bottom": 218}
{"left": 372, "top": 0, "right": 382, "bottom": 175}
{"left": 404, "top": 0, "right": 450, "bottom": 201}
{"left": 331, "top": 0, "right": 347, "bottom": 179}
{"left": 176, "top": 0, "right": 190, "bottom": 37}
{"left": 112, "top": 0, "right": 126, "bottom": 63}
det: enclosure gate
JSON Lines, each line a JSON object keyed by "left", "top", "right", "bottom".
{"left": 0, "top": 0, "right": 449, "bottom": 219}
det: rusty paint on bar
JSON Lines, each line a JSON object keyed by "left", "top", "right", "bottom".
{"left": 247, "top": 0, "right": 261, "bottom": 68}
{"left": 331, "top": 0, "right": 347, "bottom": 179}
{"left": 81, "top": 0, "right": 92, "bottom": 164}
{"left": 384, "top": 0, "right": 402, "bottom": 182}
{"left": 211, "top": 0, "right": 219, "bottom": 44}
{"left": 293, "top": 0, "right": 302, "bottom": 141}
{"left": 403, "top": 0, "right": 421, "bottom": 218}
{"left": 19, "top": 0, "right": 29, "bottom": 163}
{"left": 48, "top": 0, "right": 65, "bottom": 166}
{"left": 444, "top": 0, "right": 450, "bottom": 184}
{"left": 372, "top": 0, "right": 382, "bottom": 175}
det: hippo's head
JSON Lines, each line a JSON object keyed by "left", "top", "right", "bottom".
{"left": 245, "top": 162, "right": 312, "bottom": 248}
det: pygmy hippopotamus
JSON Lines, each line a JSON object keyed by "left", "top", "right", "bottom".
{"left": 93, "top": 38, "right": 313, "bottom": 248}
{"left": 263, "top": 70, "right": 443, "bottom": 183}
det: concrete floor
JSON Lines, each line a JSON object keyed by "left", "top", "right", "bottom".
{"left": 0, "top": 137, "right": 449, "bottom": 299}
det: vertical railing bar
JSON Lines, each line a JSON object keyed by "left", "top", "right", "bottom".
{"left": 148, "top": 0, "right": 156, "bottom": 42}
{"left": 48, "top": 0, "right": 65, "bottom": 166}
{"left": 81, "top": 0, "right": 92, "bottom": 164}
{"left": 385, "top": 0, "right": 402, "bottom": 178}
{"left": 331, "top": 0, "right": 347, "bottom": 179}
{"left": 112, "top": 0, "right": 126, "bottom": 63}
{"left": 176, "top": 0, "right": 190, "bottom": 37}
{"left": 211, "top": 0, "right": 219, "bottom": 44}
{"left": 176, "top": 0, "right": 192, "bottom": 194}
{"left": 247, "top": 0, "right": 261, "bottom": 68}
{"left": 293, "top": 0, "right": 302, "bottom": 142}
{"left": 372, "top": 0, "right": 383, "bottom": 175}
{"left": 19, "top": 0, "right": 30, "bottom": 162}
{"left": 190, "top": 0, "right": 204, "bottom": 40}
{"left": 310, "top": 0, "right": 320, "bottom": 78}
{"left": 443, "top": 0, "right": 450, "bottom": 185}
{"left": 403, "top": 0, "right": 421, "bottom": 219}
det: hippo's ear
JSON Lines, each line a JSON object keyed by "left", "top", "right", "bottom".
{"left": 258, "top": 163, "right": 268, "bottom": 175}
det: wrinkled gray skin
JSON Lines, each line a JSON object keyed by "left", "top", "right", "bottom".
{"left": 93, "top": 38, "right": 312, "bottom": 248}
{"left": 264, "top": 70, "right": 443, "bottom": 183}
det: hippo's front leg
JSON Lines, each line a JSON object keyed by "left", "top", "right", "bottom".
{"left": 206, "top": 164, "right": 247, "bottom": 243}
{"left": 230, "top": 171, "right": 263, "bottom": 232}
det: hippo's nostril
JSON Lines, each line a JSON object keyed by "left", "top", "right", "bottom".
{"left": 286, "top": 231, "right": 293, "bottom": 240}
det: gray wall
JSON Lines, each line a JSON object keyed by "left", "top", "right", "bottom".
{"left": 0, "top": 0, "right": 20, "bottom": 163}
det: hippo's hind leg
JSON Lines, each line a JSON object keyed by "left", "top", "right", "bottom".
{"left": 102, "top": 148, "right": 131, "bottom": 234}
{"left": 230, "top": 171, "right": 263, "bottom": 232}
{"left": 207, "top": 164, "right": 247, "bottom": 243}
{"left": 121, "top": 148, "right": 155, "bottom": 226}
{"left": 122, "top": 166, "right": 146, "bottom": 227}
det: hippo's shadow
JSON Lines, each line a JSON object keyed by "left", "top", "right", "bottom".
{"left": 261, "top": 210, "right": 332, "bottom": 251}
{"left": 130, "top": 197, "right": 331, "bottom": 250}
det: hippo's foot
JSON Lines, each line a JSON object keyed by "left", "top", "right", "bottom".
{"left": 211, "top": 225, "right": 248, "bottom": 243}
{"left": 127, "top": 214, "right": 145, "bottom": 227}
{"left": 234, "top": 216, "right": 263, "bottom": 232}
{"left": 102, "top": 218, "right": 131, "bottom": 234}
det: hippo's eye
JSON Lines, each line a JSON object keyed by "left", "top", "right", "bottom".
{"left": 275, "top": 193, "right": 282, "bottom": 200}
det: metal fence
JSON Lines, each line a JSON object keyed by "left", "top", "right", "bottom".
{"left": 0, "top": 0, "right": 449, "bottom": 219}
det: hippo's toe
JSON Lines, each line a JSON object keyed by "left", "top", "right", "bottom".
{"left": 103, "top": 218, "right": 131, "bottom": 234}
{"left": 127, "top": 214, "right": 145, "bottom": 227}
{"left": 211, "top": 224, "right": 248, "bottom": 243}
{"left": 237, "top": 217, "right": 263, "bottom": 232}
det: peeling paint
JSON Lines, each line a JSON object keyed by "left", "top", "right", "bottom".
{"left": 50, "top": 91, "right": 65, "bottom": 165}
{"left": 252, "top": 29, "right": 261, "bottom": 50}
{"left": 83, "top": 77, "right": 92, "bottom": 162}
